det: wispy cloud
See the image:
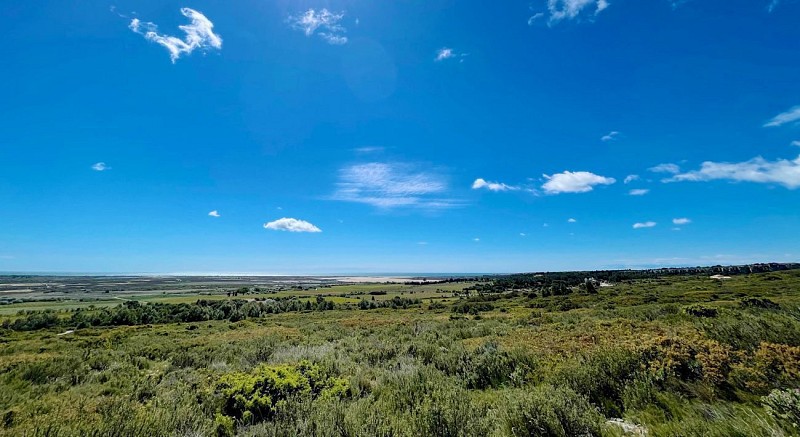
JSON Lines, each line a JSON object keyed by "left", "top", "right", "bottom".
{"left": 435, "top": 47, "right": 467, "bottom": 62}
{"left": 91, "top": 162, "right": 109, "bottom": 171}
{"left": 208, "top": 210, "right": 220, "bottom": 217}
{"left": 623, "top": 174, "right": 639, "bottom": 184}
{"left": 264, "top": 218, "right": 321, "bottom": 233}
{"left": 633, "top": 221, "right": 657, "bottom": 229}
{"left": 288, "top": 9, "right": 348, "bottom": 45}
{"left": 471, "top": 178, "right": 519, "bottom": 192}
{"left": 333, "top": 162, "right": 457, "bottom": 209}
{"left": 530, "top": 0, "right": 610, "bottom": 26}
{"left": 649, "top": 163, "right": 681, "bottom": 174}
{"left": 672, "top": 217, "right": 691, "bottom": 225}
{"left": 791, "top": 141, "right": 800, "bottom": 147}
{"left": 764, "top": 106, "right": 800, "bottom": 127}
{"left": 768, "top": 0, "right": 780, "bottom": 12}
{"left": 527, "top": 12, "right": 546, "bottom": 25}
{"left": 354, "top": 146, "right": 384, "bottom": 154}
{"left": 541, "top": 171, "right": 615, "bottom": 194}
{"left": 473, "top": 237, "right": 480, "bottom": 242}
{"left": 601, "top": 131, "right": 619, "bottom": 142}
{"left": 567, "top": 218, "right": 577, "bottom": 223}
{"left": 628, "top": 188, "right": 649, "bottom": 196}
{"left": 665, "top": 155, "right": 800, "bottom": 189}
{"left": 129, "top": 8, "right": 222, "bottom": 63}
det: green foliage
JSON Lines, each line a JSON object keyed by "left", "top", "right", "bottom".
{"left": 2, "top": 269, "right": 800, "bottom": 436}
{"left": 554, "top": 348, "right": 643, "bottom": 417}
{"left": 685, "top": 304, "right": 718, "bottom": 318}
{"left": 500, "top": 385, "right": 602, "bottom": 437}
{"left": 215, "top": 360, "right": 350, "bottom": 426}
{"left": 740, "top": 297, "right": 781, "bottom": 310}
{"left": 763, "top": 388, "right": 800, "bottom": 430}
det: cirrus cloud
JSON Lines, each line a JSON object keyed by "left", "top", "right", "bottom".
{"left": 530, "top": 0, "right": 610, "bottom": 26}
{"left": 288, "top": 8, "right": 348, "bottom": 45}
{"left": 665, "top": 155, "right": 800, "bottom": 189}
{"left": 628, "top": 189, "right": 650, "bottom": 196}
{"left": 332, "top": 162, "right": 458, "bottom": 209}
{"left": 764, "top": 106, "right": 800, "bottom": 128}
{"left": 649, "top": 163, "right": 681, "bottom": 174}
{"left": 541, "top": 171, "right": 615, "bottom": 194}
{"left": 264, "top": 218, "right": 321, "bottom": 233}
{"left": 633, "top": 221, "right": 657, "bottom": 229}
{"left": 129, "top": 8, "right": 222, "bottom": 63}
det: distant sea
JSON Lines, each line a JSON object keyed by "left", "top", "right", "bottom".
{"left": 0, "top": 271, "right": 498, "bottom": 277}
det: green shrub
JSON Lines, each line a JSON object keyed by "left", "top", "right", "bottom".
{"left": 685, "top": 305, "right": 718, "bottom": 318}
{"left": 740, "top": 297, "right": 781, "bottom": 310}
{"left": 554, "top": 348, "right": 643, "bottom": 416}
{"left": 762, "top": 388, "right": 800, "bottom": 431}
{"left": 215, "top": 360, "right": 349, "bottom": 426}
{"left": 500, "top": 385, "right": 602, "bottom": 437}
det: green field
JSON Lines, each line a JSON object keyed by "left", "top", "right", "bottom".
{"left": 1, "top": 271, "right": 800, "bottom": 436}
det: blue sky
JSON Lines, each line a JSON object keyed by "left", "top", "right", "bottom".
{"left": 1, "top": 0, "right": 799, "bottom": 274}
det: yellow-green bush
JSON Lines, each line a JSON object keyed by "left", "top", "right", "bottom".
{"left": 215, "top": 360, "right": 350, "bottom": 426}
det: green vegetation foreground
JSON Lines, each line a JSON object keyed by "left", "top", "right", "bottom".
{"left": 2, "top": 270, "right": 800, "bottom": 436}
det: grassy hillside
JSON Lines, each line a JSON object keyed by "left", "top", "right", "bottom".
{"left": 2, "top": 270, "right": 800, "bottom": 436}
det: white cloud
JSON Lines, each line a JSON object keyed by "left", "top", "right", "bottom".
{"left": 208, "top": 210, "right": 220, "bottom": 217}
{"left": 633, "top": 221, "right": 657, "bottom": 229}
{"left": 520, "top": 233, "right": 527, "bottom": 237}
{"left": 91, "top": 162, "right": 109, "bottom": 171}
{"left": 768, "top": 0, "right": 780, "bottom": 12}
{"left": 435, "top": 47, "right": 467, "bottom": 62}
{"left": 264, "top": 218, "right": 321, "bottom": 233}
{"left": 567, "top": 218, "right": 577, "bottom": 223}
{"left": 471, "top": 178, "right": 519, "bottom": 192}
{"left": 354, "top": 146, "right": 384, "bottom": 154}
{"left": 601, "top": 131, "right": 619, "bottom": 142}
{"left": 541, "top": 171, "right": 615, "bottom": 194}
{"left": 473, "top": 237, "right": 480, "bottom": 242}
{"left": 129, "top": 8, "right": 222, "bottom": 63}
{"left": 666, "top": 155, "right": 800, "bottom": 189}
{"left": 764, "top": 106, "right": 800, "bottom": 127}
{"left": 527, "top": 12, "right": 545, "bottom": 25}
{"left": 649, "top": 163, "right": 681, "bottom": 174}
{"left": 672, "top": 218, "right": 691, "bottom": 225}
{"left": 623, "top": 174, "right": 639, "bottom": 184}
{"left": 333, "top": 162, "right": 457, "bottom": 209}
{"left": 628, "top": 189, "right": 650, "bottom": 196}
{"left": 288, "top": 9, "right": 347, "bottom": 45}
{"left": 435, "top": 48, "right": 455, "bottom": 61}
{"left": 533, "top": 0, "right": 610, "bottom": 25}
{"left": 791, "top": 141, "right": 800, "bottom": 147}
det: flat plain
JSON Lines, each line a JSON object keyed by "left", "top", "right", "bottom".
{"left": 1, "top": 269, "right": 799, "bottom": 436}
